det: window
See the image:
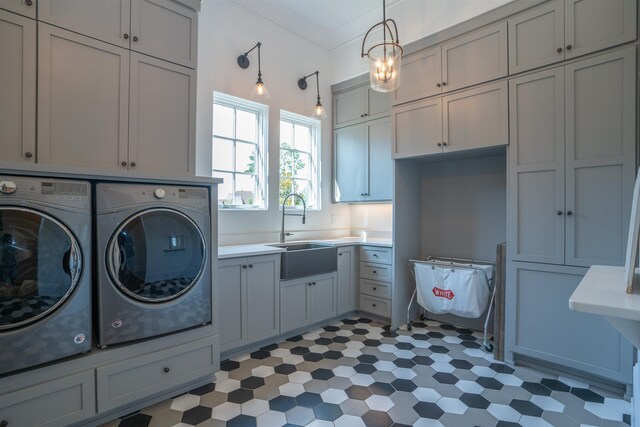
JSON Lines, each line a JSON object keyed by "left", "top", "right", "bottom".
{"left": 279, "top": 111, "right": 320, "bottom": 209}
{"left": 212, "top": 92, "right": 268, "bottom": 209}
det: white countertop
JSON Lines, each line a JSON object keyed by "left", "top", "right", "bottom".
{"left": 218, "top": 237, "right": 392, "bottom": 259}
{"left": 569, "top": 265, "right": 640, "bottom": 321}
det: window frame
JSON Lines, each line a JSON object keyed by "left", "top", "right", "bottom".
{"left": 212, "top": 92, "right": 269, "bottom": 210}
{"left": 279, "top": 110, "right": 321, "bottom": 211}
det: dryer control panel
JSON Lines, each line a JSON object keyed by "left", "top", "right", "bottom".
{"left": 96, "top": 183, "right": 210, "bottom": 213}
{"left": 0, "top": 176, "right": 90, "bottom": 209}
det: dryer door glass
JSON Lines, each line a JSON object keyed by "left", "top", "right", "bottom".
{"left": 0, "top": 208, "right": 82, "bottom": 330}
{"left": 108, "top": 208, "right": 206, "bottom": 303}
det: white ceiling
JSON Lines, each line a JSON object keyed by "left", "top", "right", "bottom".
{"left": 230, "top": 0, "right": 404, "bottom": 51}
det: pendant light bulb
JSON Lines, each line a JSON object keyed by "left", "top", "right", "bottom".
{"left": 312, "top": 100, "right": 327, "bottom": 120}
{"left": 252, "top": 79, "right": 270, "bottom": 100}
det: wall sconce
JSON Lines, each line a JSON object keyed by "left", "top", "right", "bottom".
{"left": 361, "top": 0, "right": 403, "bottom": 92}
{"left": 298, "top": 71, "right": 327, "bottom": 120}
{"left": 237, "top": 42, "right": 270, "bottom": 100}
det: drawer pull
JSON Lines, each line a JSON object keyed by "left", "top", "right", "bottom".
{"left": 242, "top": 265, "right": 247, "bottom": 269}
{"left": 373, "top": 287, "right": 377, "bottom": 291}
{"left": 372, "top": 304, "right": 376, "bottom": 307}
{"left": 248, "top": 264, "right": 253, "bottom": 268}
{"left": 373, "top": 254, "right": 378, "bottom": 258}
{"left": 163, "top": 367, "right": 170, "bottom": 373}
{"left": 372, "top": 270, "right": 377, "bottom": 274}
{"left": 124, "top": 33, "right": 129, "bottom": 39}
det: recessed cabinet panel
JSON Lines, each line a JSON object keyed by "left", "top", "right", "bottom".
{"left": 129, "top": 53, "right": 195, "bottom": 175}
{"left": 218, "top": 260, "right": 244, "bottom": 352}
{"left": 310, "top": 276, "right": 337, "bottom": 323}
{"left": 367, "top": 117, "right": 392, "bottom": 201}
{"left": 565, "top": 0, "right": 636, "bottom": 59}
{"left": 334, "top": 124, "right": 366, "bottom": 202}
{"left": 0, "top": 10, "right": 35, "bottom": 163}
{"left": 0, "top": 0, "right": 36, "bottom": 19}
{"left": 508, "top": 1, "right": 564, "bottom": 73}
{"left": 443, "top": 81, "right": 508, "bottom": 152}
{"left": 393, "top": 98, "right": 442, "bottom": 158}
{"left": 393, "top": 46, "right": 441, "bottom": 105}
{"left": 37, "top": 24, "right": 129, "bottom": 169}
{"left": 38, "top": 0, "right": 131, "bottom": 48}
{"left": 280, "top": 278, "right": 310, "bottom": 334}
{"left": 441, "top": 22, "right": 507, "bottom": 92}
{"left": 246, "top": 256, "right": 279, "bottom": 342}
{"left": 334, "top": 86, "right": 367, "bottom": 128}
{"left": 131, "top": 0, "right": 197, "bottom": 68}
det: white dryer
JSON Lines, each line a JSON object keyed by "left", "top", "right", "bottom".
{"left": 95, "top": 182, "right": 211, "bottom": 347}
{"left": 0, "top": 176, "right": 92, "bottom": 375}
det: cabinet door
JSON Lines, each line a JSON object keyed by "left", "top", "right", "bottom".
{"left": 246, "top": 255, "right": 280, "bottom": 343}
{"left": 37, "top": 24, "right": 129, "bottom": 170}
{"left": 393, "top": 46, "right": 441, "bottom": 105}
{"left": 509, "top": 69, "right": 565, "bottom": 265}
{"left": 334, "top": 124, "right": 366, "bottom": 202}
{"left": 506, "top": 262, "right": 632, "bottom": 383}
{"left": 0, "top": 0, "right": 36, "bottom": 19}
{"left": 38, "top": 0, "right": 131, "bottom": 49}
{"left": 442, "top": 81, "right": 508, "bottom": 152}
{"left": 0, "top": 10, "right": 35, "bottom": 163}
{"left": 333, "top": 85, "right": 367, "bottom": 128}
{"left": 218, "top": 258, "right": 246, "bottom": 352}
{"left": 310, "top": 275, "right": 337, "bottom": 323}
{"left": 508, "top": 0, "right": 564, "bottom": 74}
{"left": 392, "top": 98, "right": 442, "bottom": 158}
{"left": 367, "top": 87, "right": 391, "bottom": 118}
{"left": 128, "top": 52, "right": 195, "bottom": 175}
{"left": 441, "top": 22, "right": 507, "bottom": 92}
{"left": 564, "top": 0, "right": 636, "bottom": 59}
{"left": 280, "top": 278, "right": 310, "bottom": 334}
{"left": 564, "top": 48, "right": 636, "bottom": 267}
{"left": 366, "top": 117, "right": 392, "bottom": 201}
{"left": 337, "top": 247, "right": 357, "bottom": 314}
{"left": 131, "top": 0, "right": 197, "bottom": 68}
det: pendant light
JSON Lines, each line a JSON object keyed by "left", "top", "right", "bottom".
{"left": 298, "top": 71, "right": 327, "bottom": 120}
{"left": 361, "top": 0, "right": 403, "bottom": 92}
{"left": 237, "top": 42, "right": 270, "bottom": 100}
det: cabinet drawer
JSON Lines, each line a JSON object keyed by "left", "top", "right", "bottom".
{"left": 359, "top": 294, "right": 391, "bottom": 318}
{"left": 360, "top": 246, "right": 392, "bottom": 264}
{"left": 360, "top": 279, "right": 391, "bottom": 299}
{"left": 360, "top": 262, "right": 392, "bottom": 282}
{"left": 97, "top": 338, "right": 215, "bottom": 412}
{"left": 0, "top": 370, "right": 95, "bottom": 427}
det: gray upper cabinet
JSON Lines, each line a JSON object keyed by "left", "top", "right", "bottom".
{"left": 131, "top": 0, "right": 197, "bottom": 68}
{"left": 38, "top": 0, "right": 131, "bottom": 49}
{"left": 508, "top": 0, "right": 637, "bottom": 74}
{"left": 337, "top": 246, "right": 357, "bottom": 315}
{"left": 393, "top": 46, "right": 441, "bottom": 106}
{"left": 508, "top": 48, "right": 636, "bottom": 268}
{"left": 334, "top": 118, "right": 392, "bottom": 203}
{"left": 129, "top": 52, "right": 195, "bottom": 174}
{"left": 0, "top": 0, "right": 36, "bottom": 19}
{"left": 333, "top": 84, "right": 391, "bottom": 129}
{"left": 0, "top": 10, "right": 35, "bottom": 163}
{"left": 441, "top": 22, "right": 508, "bottom": 93}
{"left": 37, "top": 24, "right": 130, "bottom": 170}
{"left": 393, "top": 97, "right": 442, "bottom": 158}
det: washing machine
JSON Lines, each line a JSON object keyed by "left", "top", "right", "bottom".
{"left": 0, "top": 176, "right": 92, "bottom": 375}
{"left": 95, "top": 182, "right": 211, "bottom": 347}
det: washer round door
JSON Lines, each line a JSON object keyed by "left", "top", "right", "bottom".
{"left": 0, "top": 207, "right": 82, "bottom": 330}
{"left": 107, "top": 208, "right": 207, "bottom": 303}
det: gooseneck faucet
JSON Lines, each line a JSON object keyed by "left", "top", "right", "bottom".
{"left": 280, "top": 193, "right": 306, "bottom": 243}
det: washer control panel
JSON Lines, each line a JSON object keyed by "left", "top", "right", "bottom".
{"left": 154, "top": 188, "right": 166, "bottom": 199}
{"left": 0, "top": 176, "right": 90, "bottom": 209}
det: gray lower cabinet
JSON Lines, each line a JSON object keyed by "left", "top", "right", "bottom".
{"left": 0, "top": 370, "right": 95, "bottom": 427}
{"left": 509, "top": 48, "right": 636, "bottom": 267}
{"left": 358, "top": 246, "right": 393, "bottom": 319}
{"left": 218, "top": 254, "right": 280, "bottom": 353}
{"left": 96, "top": 337, "right": 216, "bottom": 412}
{"left": 280, "top": 273, "right": 337, "bottom": 334}
{"left": 506, "top": 262, "right": 633, "bottom": 383}
{"left": 337, "top": 246, "right": 357, "bottom": 314}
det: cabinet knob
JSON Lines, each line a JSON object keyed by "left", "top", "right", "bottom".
{"left": 442, "top": 142, "right": 448, "bottom": 147}
{"left": 133, "top": 36, "right": 139, "bottom": 42}
{"left": 130, "top": 162, "right": 136, "bottom": 167}
{"left": 121, "top": 161, "right": 127, "bottom": 167}
{"left": 436, "top": 83, "right": 441, "bottom": 87}
{"left": 566, "top": 210, "right": 573, "bottom": 216}
{"left": 242, "top": 265, "right": 247, "bottom": 269}
{"left": 566, "top": 44, "right": 572, "bottom": 50}
{"left": 24, "top": 152, "right": 33, "bottom": 158}
{"left": 372, "top": 270, "right": 377, "bottom": 274}
{"left": 372, "top": 304, "right": 377, "bottom": 307}
{"left": 373, "top": 287, "right": 377, "bottom": 290}
{"left": 163, "top": 367, "right": 170, "bottom": 373}
{"left": 556, "top": 47, "right": 562, "bottom": 53}
{"left": 442, "top": 82, "right": 447, "bottom": 86}
{"left": 1, "top": 420, "right": 8, "bottom": 427}
{"left": 338, "top": 253, "right": 343, "bottom": 256}
{"left": 364, "top": 113, "right": 368, "bottom": 117}
{"left": 437, "top": 143, "right": 442, "bottom": 147}
{"left": 373, "top": 254, "right": 378, "bottom": 258}
{"left": 557, "top": 210, "right": 563, "bottom": 216}
{"left": 25, "top": 0, "right": 32, "bottom": 5}
{"left": 307, "top": 282, "right": 312, "bottom": 286}
{"left": 248, "top": 264, "right": 253, "bottom": 268}
{"left": 124, "top": 33, "right": 129, "bottom": 39}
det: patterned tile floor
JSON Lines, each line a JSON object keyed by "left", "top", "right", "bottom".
{"left": 102, "top": 317, "right": 632, "bottom": 427}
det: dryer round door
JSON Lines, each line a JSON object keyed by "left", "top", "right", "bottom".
{"left": 0, "top": 207, "right": 82, "bottom": 330}
{"left": 107, "top": 208, "right": 207, "bottom": 303}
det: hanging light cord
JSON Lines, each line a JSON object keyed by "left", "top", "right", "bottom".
{"left": 301, "top": 71, "right": 321, "bottom": 103}
{"left": 360, "top": 0, "right": 402, "bottom": 59}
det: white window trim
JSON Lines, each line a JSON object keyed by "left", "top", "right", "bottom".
{"left": 213, "top": 92, "right": 269, "bottom": 210}
{"left": 279, "top": 110, "right": 321, "bottom": 211}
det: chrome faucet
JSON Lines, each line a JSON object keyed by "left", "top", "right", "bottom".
{"left": 280, "top": 193, "right": 306, "bottom": 243}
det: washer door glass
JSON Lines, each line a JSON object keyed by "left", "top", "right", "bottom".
{"left": 0, "top": 208, "right": 82, "bottom": 330}
{"left": 108, "top": 208, "right": 206, "bottom": 303}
